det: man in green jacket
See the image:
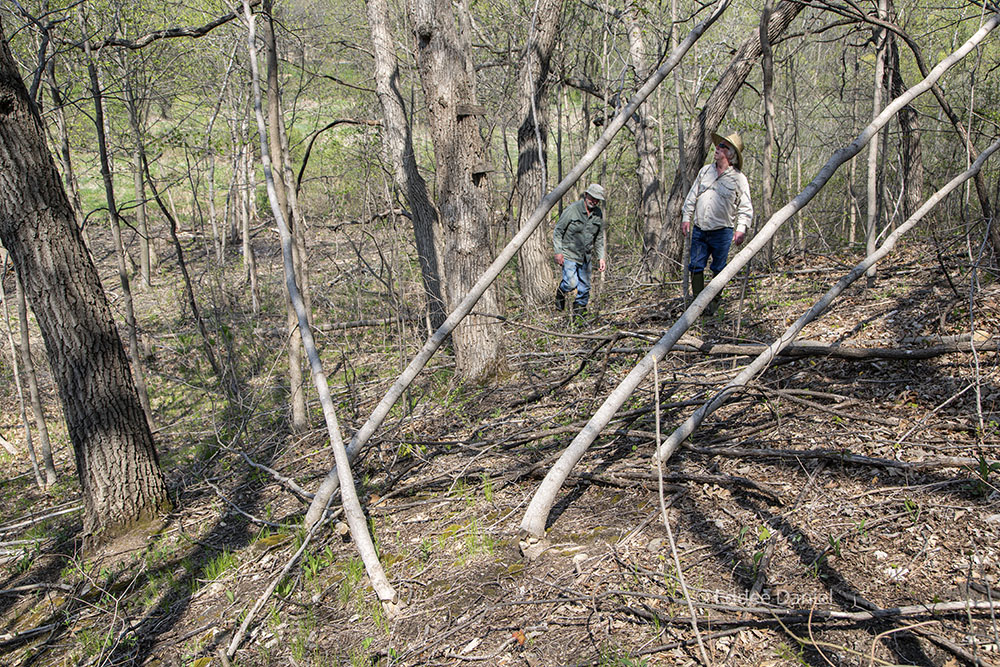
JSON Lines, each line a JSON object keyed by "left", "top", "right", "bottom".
{"left": 553, "top": 183, "right": 607, "bottom": 316}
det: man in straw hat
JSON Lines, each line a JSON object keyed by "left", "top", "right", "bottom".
{"left": 681, "top": 131, "right": 753, "bottom": 315}
{"left": 553, "top": 183, "right": 607, "bottom": 318}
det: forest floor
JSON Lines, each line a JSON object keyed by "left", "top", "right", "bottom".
{"left": 2, "top": 224, "right": 1000, "bottom": 667}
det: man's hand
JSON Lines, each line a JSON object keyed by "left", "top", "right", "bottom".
{"left": 599, "top": 258, "right": 606, "bottom": 272}
{"left": 682, "top": 220, "right": 690, "bottom": 235}
{"left": 733, "top": 230, "right": 745, "bottom": 245}
{"left": 554, "top": 252, "right": 564, "bottom": 266}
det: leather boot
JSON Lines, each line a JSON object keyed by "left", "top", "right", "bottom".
{"left": 555, "top": 288, "right": 567, "bottom": 311}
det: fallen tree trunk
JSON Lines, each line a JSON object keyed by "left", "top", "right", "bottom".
{"left": 304, "top": 0, "right": 732, "bottom": 530}
{"left": 517, "top": 13, "right": 1000, "bottom": 542}
{"left": 675, "top": 336, "right": 999, "bottom": 360}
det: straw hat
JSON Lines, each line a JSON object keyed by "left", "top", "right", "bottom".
{"left": 711, "top": 131, "right": 744, "bottom": 170}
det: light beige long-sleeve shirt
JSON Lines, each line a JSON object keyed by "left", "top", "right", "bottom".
{"left": 681, "top": 164, "right": 753, "bottom": 234}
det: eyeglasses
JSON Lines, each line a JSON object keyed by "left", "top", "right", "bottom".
{"left": 717, "top": 143, "right": 731, "bottom": 152}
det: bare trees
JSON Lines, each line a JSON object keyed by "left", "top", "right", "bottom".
{"left": 0, "top": 21, "right": 169, "bottom": 540}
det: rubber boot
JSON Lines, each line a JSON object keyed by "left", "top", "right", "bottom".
{"left": 690, "top": 271, "right": 705, "bottom": 300}
{"left": 555, "top": 288, "right": 567, "bottom": 311}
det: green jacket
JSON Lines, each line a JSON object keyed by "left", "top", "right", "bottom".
{"left": 553, "top": 198, "right": 605, "bottom": 264}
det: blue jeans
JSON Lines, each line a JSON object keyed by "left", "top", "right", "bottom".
{"left": 689, "top": 226, "right": 734, "bottom": 274}
{"left": 559, "top": 258, "right": 592, "bottom": 307}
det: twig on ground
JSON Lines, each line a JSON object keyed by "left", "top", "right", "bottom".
{"left": 654, "top": 359, "right": 711, "bottom": 666}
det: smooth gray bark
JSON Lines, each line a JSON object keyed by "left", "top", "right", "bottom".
{"left": 240, "top": 0, "right": 396, "bottom": 608}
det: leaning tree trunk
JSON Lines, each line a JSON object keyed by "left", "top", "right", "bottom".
{"left": 656, "top": 136, "right": 1000, "bottom": 465}
{"left": 652, "top": 0, "right": 804, "bottom": 276}
{"left": 626, "top": 0, "right": 669, "bottom": 275}
{"left": 410, "top": 0, "right": 507, "bottom": 382}
{"left": 518, "top": 12, "right": 1000, "bottom": 541}
{"left": 514, "top": 0, "right": 562, "bottom": 306}
{"left": 0, "top": 23, "right": 170, "bottom": 541}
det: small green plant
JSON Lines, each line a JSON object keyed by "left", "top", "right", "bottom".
{"left": 8, "top": 546, "right": 36, "bottom": 575}
{"left": 276, "top": 576, "right": 295, "bottom": 598}
{"left": 202, "top": 549, "right": 237, "bottom": 582}
{"left": 854, "top": 518, "right": 867, "bottom": 537}
{"left": 78, "top": 627, "right": 113, "bottom": 658}
{"left": 597, "top": 643, "right": 649, "bottom": 666}
{"left": 338, "top": 557, "right": 365, "bottom": 606}
{"left": 481, "top": 472, "right": 494, "bottom": 503}
{"left": 774, "top": 642, "right": 808, "bottom": 665}
{"left": 828, "top": 535, "right": 842, "bottom": 558}
{"left": 903, "top": 498, "right": 921, "bottom": 523}
{"left": 757, "top": 524, "right": 772, "bottom": 542}
{"left": 419, "top": 538, "right": 433, "bottom": 562}
{"left": 968, "top": 454, "right": 1000, "bottom": 497}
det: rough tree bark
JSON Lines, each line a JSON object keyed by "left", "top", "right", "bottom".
{"left": 514, "top": 0, "right": 562, "bottom": 306}
{"left": 410, "top": 0, "right": 507, "bottom": 382}
{"left": 365, "top": 0, "right": 447, "bottom": 330}
{"left": 626, "top": 0, "right": 669, "bottom": 273}
{"left": 650, "top": 0, "right": 804, "bottom": 276}
{"left": 0, "top": 21, "right": 170, "bottom": 540}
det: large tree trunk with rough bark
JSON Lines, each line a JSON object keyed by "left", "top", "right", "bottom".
{"left": 626, "top": 0, "right": 668, "bottom": 271}
{"left": 0, "top": 24, "right": 169, "bottom": 541}
{"left": 366, "top": 0, "right": 447, "bottom": 329}
{"left": 651, "top": 0, "right": 803, "bottom": 276}
{"left": 514, "top": 0, "right": 561, "bottom": 306}
{"left": 410, "top": 0, "right": 506, "bottom": 382}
